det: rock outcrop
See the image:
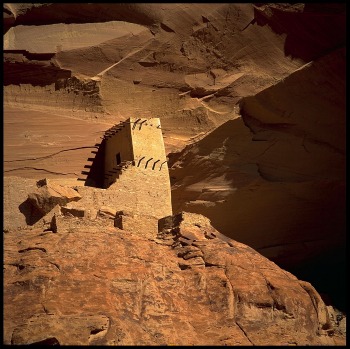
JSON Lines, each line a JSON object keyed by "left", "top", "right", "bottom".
{"left": 3, "top": 211, "right": 345, "bottom": 345}
{"left": 27, "top": 179, "right": 82, "bottom": 214}
{"left": 169, "top": 45, "right": 346, "bottom": 309}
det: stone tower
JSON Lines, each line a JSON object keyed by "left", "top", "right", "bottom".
{"left": 103, "top": 117, "right": 172, "bottom": 219}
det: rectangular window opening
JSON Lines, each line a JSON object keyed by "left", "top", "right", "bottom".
{"left": 116, "top": 153, "right": 121, "bottom": 165}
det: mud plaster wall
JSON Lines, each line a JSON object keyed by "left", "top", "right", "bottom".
{"left": 101, "top": 117, "right": 172, "bottom": 218}
{"left": 130, "top": 117, "right": 168, "bottom": 170}
{"left": 112, "top": 165, "right": 172, "bottom": 218}
{"left": 77, "top": 165, "right": 172, "bottom": 219}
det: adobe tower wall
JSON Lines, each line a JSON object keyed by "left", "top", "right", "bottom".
{"left": 101, "top": 117, "right": 172, "bottom": 219}
{"left": 130, "top": 117, "right": 167, "bottom": 171}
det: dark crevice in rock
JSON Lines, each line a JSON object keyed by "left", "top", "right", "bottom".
{"left": 28, "top": 337, "right": 60, "bottom": 345}
{"left": 235, "top": 321, "right": 253, "bottom": 345}
{"left": 255, "top": 302, "right": 273, "bottom": 309}
{"left": 138, "top": 61, "right": 158, "bottom": 67}
{"left": 241, "top": 18, "right": 256, "bottom": 32}
{"left": 273, "top": 302, "right": 287, "bottom": 313}
{"left": 204, "top": 262, "right": 224, "bottom": 268}
{"left": 90, "top": 328, "right": 104, "bottom": 335}
{"left": 4, "top": 146, "right": 97, "bottom": 163}
{"left": 8, "top": 263, "right": 26, "bottom": 271}
{"left": 189, "top": 89, "right": 217, "bottom": 99}
{"left": 178, "top": 263, "right": 192, "bottom": 270}
{"left": 5, "top": 167, "right": 79, "bottom": 176}
{"left": 49, "top": 261, "right": 60, "bottom": 271}
{"left": 266, "top": 280, "right": 276, "bottom": 291}
{"left": 18, "top": 247, "right": 47, "bottom": 253}
{"left": 160, "top": 22, "right": 175, "bottom": 33}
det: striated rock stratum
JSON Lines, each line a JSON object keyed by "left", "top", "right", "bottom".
{"left": 3, "top": 207, "right": 346, "bottom": 345}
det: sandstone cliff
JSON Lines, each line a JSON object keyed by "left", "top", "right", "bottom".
{"left": 169, "top": 46, "right": 346, "bottom": 308}
{"left": 3, "top": 3, "right": 346, "bottom": 344}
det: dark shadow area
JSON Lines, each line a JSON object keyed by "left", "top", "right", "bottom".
{"left": 3, "top": 61, "right": 71, "bottom": 87}
{"left": 3, "top": 7, "right": 15, "bottom": 34}
{"left": 28, "top": 337, "right": 60, "bottom": 345}
{"left": 4, "top": 49, "right": 56, "bottom": 60}
{"left": 254, "top": 3, "right": 346, "bottom": 62}
{"left": 19, "top": 198, "right": 45, "bottom": 226}
{"left": 170, "top": 113, "right": 346, "bottom": 313}
{"left": 78, "top": 139, "right": 106, "bottom": 188}
{"left": 287, "top": 245, "right": 347, "bottom": 313}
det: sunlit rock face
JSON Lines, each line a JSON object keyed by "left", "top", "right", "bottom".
{"left": 3, "top": 211, "right": 346, "bottom": 345}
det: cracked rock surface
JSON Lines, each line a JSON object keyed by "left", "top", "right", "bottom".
{"left": 4, "top": 212, "right": 345, "bottom": 345}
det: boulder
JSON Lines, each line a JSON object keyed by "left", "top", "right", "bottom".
{"left": 159, "top": 212, "right": 219, "bottom": 244}
{"left": 27, "top": 181, "right": 81, "bottom": 215}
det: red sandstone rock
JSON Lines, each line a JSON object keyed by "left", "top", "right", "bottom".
{"left": 3, "top": 212, "right": 345, "bottom": 345}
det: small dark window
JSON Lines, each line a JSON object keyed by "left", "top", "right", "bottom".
{"left": 116, "top": 153, "right": 121, "bottom": 165}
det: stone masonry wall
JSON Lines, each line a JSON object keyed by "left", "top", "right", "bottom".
{"left": 99, "top": 117, "right": 172, "bottom": 218}
{"left": 75, "top": 164, "right": 172, "bottom": 220}
{"left": 130, "top": 117, "right": 168, "bottom": 171}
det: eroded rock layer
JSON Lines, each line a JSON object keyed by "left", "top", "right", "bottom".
{"left": 3, "top": 211, "right": 345, "bottom": 345}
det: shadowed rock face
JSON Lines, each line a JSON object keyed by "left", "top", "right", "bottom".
{"left": 3, "top": 212, "right": 345, "bottom": 345}
{"left": 169, "top": 47, "right": 346, "bottom": 310}
{"left": 27, "top": 180, "right": 82, "bottom": 215}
